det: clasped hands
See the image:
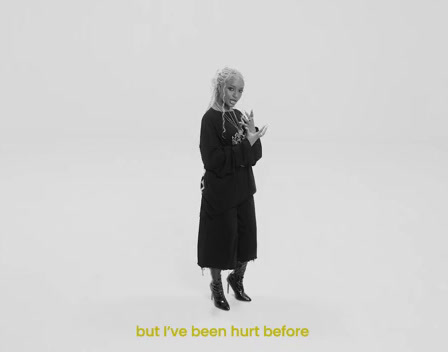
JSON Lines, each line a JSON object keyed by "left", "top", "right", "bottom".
{"left": 239, "top": 109, "right": 268, "bottom": 146}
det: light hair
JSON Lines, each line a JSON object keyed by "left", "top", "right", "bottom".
{"left": 207, "top": 67, "right": 244, "bottom": 138}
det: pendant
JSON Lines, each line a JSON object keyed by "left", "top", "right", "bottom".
{"left": 232, "top": 128, "right": 246, "bottom": 145}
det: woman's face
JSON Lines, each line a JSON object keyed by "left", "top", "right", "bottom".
{"left": 219, "top": 75, "right": 244, "bottom": 110}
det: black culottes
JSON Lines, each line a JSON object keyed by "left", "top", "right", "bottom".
{"left": 197, "top": 195, "right": 257, "bottom": 270}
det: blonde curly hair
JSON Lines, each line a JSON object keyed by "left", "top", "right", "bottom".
{"left": 207, "top": 67, "right": 244, "bottom": 138}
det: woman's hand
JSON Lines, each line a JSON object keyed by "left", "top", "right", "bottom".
{"left": 240, "top": 109, "right": 268, "bottom": 146}
{"left": 241, "top": 110, "right": 256, "bottom": 133}
{"left": 246, "top": 125, "right": 268, "bottom": 146}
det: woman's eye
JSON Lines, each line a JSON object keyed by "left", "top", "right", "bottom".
{"left": 228, "top": 87, "right": 234, "bottom": 91}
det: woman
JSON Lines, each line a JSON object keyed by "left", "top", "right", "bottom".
{"left": 197, "top": 67, "right": 268, "bottom": 310}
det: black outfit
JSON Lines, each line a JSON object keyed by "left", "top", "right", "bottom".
{"left": 197, "top": 107, "right": 262, "bottom": 270}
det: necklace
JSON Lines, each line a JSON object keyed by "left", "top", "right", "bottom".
{"left": 224, "top": 110, "right": 243, "bottom": 133}
{"left": 212, "top": 102, "right": 243, "bottom": 133}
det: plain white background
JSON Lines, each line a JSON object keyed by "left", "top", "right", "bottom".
{"left": 1, "top": 0, "right": 447, "bottom": 351}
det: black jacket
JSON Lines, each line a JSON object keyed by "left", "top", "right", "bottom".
{"left": 199, "top": 107, "right": 262, "bottom": 214}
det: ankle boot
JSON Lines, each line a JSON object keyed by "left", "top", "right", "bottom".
{"left": 210, "top": 268, "right": 230, "bottom": 311}
{"left": 227, "top": 261, "right": 251, "bottom": 302}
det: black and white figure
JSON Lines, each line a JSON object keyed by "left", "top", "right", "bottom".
{"left": 197, "top": 67, "right": 268, "bottom": 311}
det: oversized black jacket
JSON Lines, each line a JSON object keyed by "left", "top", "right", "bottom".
{"left": 199, "top": 107, "right": 262, "bottom": 214}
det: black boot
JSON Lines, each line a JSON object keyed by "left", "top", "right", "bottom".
{"left": 227, "top": 261, "right": 251, "bottom": 302}
{"left": 210, "top": 268, "right": 230, "bottom": 311}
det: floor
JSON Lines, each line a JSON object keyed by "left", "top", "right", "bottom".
{"left": 1, "top": 137, "right": 447, "bottom": 351}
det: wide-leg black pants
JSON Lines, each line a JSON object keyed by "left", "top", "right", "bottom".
{"left": 197, "top": 195, "right": 257, "bottom": 270}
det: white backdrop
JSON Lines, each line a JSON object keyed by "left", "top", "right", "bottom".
{"left": 1, "top": 1, "right": 447, "bottom": 351}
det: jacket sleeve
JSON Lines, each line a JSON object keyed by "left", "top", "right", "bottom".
{"left": 200, "top": 115, "right": 261, "bottom": 178}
